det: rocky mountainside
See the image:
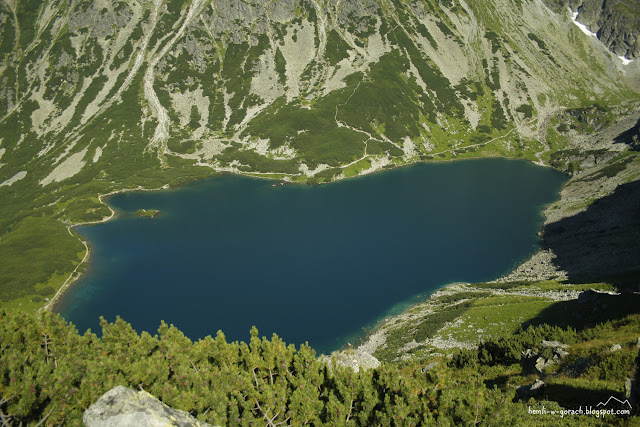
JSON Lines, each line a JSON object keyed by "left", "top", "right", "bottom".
{"left": 0, "top": 0, "right": 639, "bottom": 307}
{"left": 544, "top": 0, "right": 640, "bottom": 59}
{"left": 0, "top": 0, "right": 637, "bottom": 192}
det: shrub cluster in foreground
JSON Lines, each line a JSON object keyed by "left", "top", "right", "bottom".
{"left": 0, "top": 310, "right": 637, "bottom": 426}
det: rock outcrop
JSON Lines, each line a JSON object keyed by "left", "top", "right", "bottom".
{"left": 83, "top": 386, "right": 214, "bottom": 427}
{"left": 577, "top": 0, "right": 640, "bottom": 59}
{"left": 545, "top": 0, "right": 640, "bottom": 59}
{"left": 521, "top": 341, "right": 570, "bottom": 375}
{"left": 320, "top": 349, "right": 381, "bottom": 373}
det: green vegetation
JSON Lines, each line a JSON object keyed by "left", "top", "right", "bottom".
{"left": 325, "top": 29, "right": 351, "bottom": 66}
{"left": 515, "top": 103, "right": 534, "bottom": 119}
{"left": 580, "top": 155, "right": 634, "bottom": 182}
{"left": 0, "top": 218, "right": 83, "bottom": 304}
{"left": 0, "top": 1, "right": 639, "bottom": 424}
{"left": 214, "top": 144, "right": 301, "bottom": 173}
{"left": 373, "top": 279, "right": 640, "bottom": 363}
{"left": 1, "top": 309, "right": 637, "bottom": 425}
{"left": 274, "top": 47, "right": 287, "bottom": 85}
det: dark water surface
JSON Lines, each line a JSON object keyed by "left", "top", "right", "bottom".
{"left": 57, "top": 159, "right": 567, "bottom": 354}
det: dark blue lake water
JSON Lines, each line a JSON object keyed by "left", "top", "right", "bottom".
{"left": 56, "top": 159, "right": 567, "bottom": 354}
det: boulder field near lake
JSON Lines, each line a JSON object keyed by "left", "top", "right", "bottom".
{"left": 0, "top": 0, "right": 640, "bottom": 424}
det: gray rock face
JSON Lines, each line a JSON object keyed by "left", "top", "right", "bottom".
{"left": 521, "top": 343, "right": 570, "bottom": 375}
{"left": 582, "top": 0, "right": 640, "bottom": 59}
{"left": 541, "top": 340, "right": 569, "bottom": 350}
{"left": 609, "top": 343, "right": 623, "bottom": 352}
{"left": 421, "top": 361, "right": 439, "bottom": 373}
{"left": 545, "top": 0, "right": 640, "bottom": 59}
{"left": 83, "top": 386, "right": 213, "bottom": 427}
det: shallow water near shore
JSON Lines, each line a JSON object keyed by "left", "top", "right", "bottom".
{"left": 57, "top": 159, "right": 567, "bottom": 354}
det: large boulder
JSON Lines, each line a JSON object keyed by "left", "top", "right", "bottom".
{"left": 83, "top": 386, "right": 214, "bottom": 427}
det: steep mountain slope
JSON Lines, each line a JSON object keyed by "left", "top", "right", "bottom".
{"left": 0, "top": 0, "right": 638, "bottom": 308}
{"left": 544, "top": 0, "right": 640, "bottom": 59}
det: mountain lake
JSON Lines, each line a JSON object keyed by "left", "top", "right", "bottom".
{"left": 56, "top": 159, "right": 568, "bottom": 354}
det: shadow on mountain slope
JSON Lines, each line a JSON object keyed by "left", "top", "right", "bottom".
{"left": 522, "top": 290, "right": 640, "bottom": 331}
{"left": 542, "top": 179, "right": 640, "bottom": 284}
{"left": 614, "top": 118, "right": 640, "bottom": 151}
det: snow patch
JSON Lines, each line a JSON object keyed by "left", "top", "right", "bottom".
{"left": 571, "top": 10, "right": 634, "bottom": 65}
{"left": 618, "top": 56, "right": 633, "bottom": 65}
{"left": 1, "top": 171, "right": 27, "bottom": 187}
{"left": 571, "top": 11, "right": 597, "bottom": 38}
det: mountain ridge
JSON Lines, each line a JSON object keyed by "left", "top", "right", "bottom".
{"left": 0, "top": 0, "right": 639, "bottom": 309}
{"left": 543, "top": 0, "right": 640, "bottom": 60}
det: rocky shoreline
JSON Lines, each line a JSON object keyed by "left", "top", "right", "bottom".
{"left": 345, "top": 109, "right": 640, "bottom": 366}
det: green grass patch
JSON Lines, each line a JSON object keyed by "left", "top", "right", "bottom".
{"left": 0, "top": 217, "right": 84, "bottom": 306}
{"left": 325, "top": 29, "right": 351, "bottom": 66}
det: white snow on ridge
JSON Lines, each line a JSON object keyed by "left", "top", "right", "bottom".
{"left": 571, "top": 10, "right": 634, "bottom": 65}
{"left": 618, "top": 56, "right": 633, "bottom": 65}
{"left": 571, "top": 11, "right": 598, "bottom": 38}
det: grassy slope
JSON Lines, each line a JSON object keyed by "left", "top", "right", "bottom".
{"left": 367, "top": 276, "right": 640, "bottom": 420}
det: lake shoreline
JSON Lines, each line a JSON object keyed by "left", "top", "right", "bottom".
{"left": 349, "top": 149, "right": 640, "bottom": 362}
{"left": 47, "top": 157, "right": 567, "bottom": 350}
{"left": 44, "top": 185, "right": 171, "bottom": 314}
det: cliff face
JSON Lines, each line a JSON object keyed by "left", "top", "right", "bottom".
{"left": 545, "top": 0, "right": 640, "bottom": 59}
{"left": 580, "top": 0, "right": 640, "bottom": 59}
